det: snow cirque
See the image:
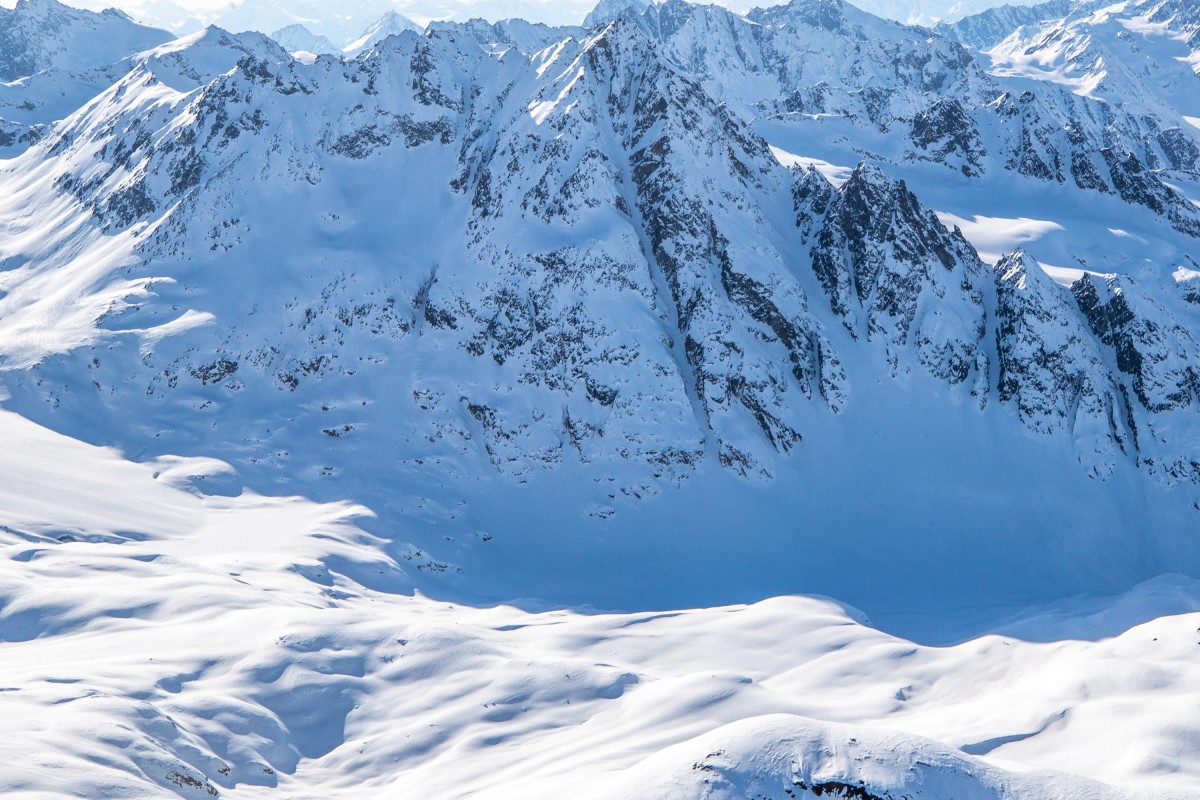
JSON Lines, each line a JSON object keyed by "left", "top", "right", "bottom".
{"left": 2, "top": 0, "right": 1200, "bottom": 797}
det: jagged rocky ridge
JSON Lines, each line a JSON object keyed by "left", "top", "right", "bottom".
{"left": 594, "top": 0, "right": 1200, "bottom": 236}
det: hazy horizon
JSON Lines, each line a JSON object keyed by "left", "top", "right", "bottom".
{"left": 1, "top": 0, "right": 1037, "bottom": 35}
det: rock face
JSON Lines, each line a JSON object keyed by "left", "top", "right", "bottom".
{"left": 994, "top": 251, "right": 1130, "bottom": 477}
{"left": 1071, "top": 272, "right": 1200, "bottom": 485}
{"left": 796, "top": 164, "right": 990, "bottom": 390}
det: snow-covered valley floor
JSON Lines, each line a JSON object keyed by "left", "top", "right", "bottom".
{"left": 3, "top": 407, "right": 1200, "bottom": 799}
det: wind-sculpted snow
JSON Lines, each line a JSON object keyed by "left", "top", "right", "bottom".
{"left": 4, "top": 406, "right": 1200, "bottom": 799}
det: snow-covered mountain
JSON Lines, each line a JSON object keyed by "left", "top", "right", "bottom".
{"left": 849, "top": 0, "right": 1044, "bottom": 24}
{"left": 0, "top": 0, "right": 171, "bottom": 155}
{"left": 342, "top": 10, "right": 423, "bottom": 53}
{"left": 2, "top": 0, "right": 1199, "bottom": 638}
{"left": 981, "top": 0, "right": 1200, "bottom": 127}
{"left": 0, "top": 0, "right": 170, "bottom": 80}
{"left": 938, "top": 0, "right": 1075, "bottom": 49}
{"left": 269, "top": 22, "right": 339, "bottom": 55}
{"left": 210, "top": 0, "right": 415, "bottom": 48}
{"left": 3, "top": 0, "right": 1200, "bottom": 797}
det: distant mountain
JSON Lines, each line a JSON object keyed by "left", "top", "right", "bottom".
{"left": 213, "top": 0, "right": 411, "bottom": 47}
{"left": 57, "top": 0, "right": 207, "bottom": 35}
{"left": 584, "top": 0, "right": 653, "bottom": 28}
{"left": 0, "top": 0, "right": 171, "bottom": 155}
{"left": 982, "top": 0, "right": 1200, "bottom": 124}
{"left": 270, "top": 22, "right": 339, "bottom": 54}
{"left": 0, "top": 0, "right": 171, "bottom": 80}
{"left": 343, "top": 10, "right": 423, "bottom": 53}
{"left": 425, "top": 15, "right": 582, "bottom": 52}
{"left": 937, "top": 0, "right": 1075, "bottom": 49}
{"left": 830, "top": 0, "right": 1046, "bottom": 24}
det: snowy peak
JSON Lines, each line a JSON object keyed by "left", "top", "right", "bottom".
{"left": 344, "top": 11, "right": 424, "bottom": 55}
{"left": 583, "top": 0, "right": 654, "bottom": 29}
{"left": 270, "top": 23, "right": 339, "bottom": 56}
{"left": 748, "top": 0, "right": 851, "bottom": 33}
{"left": 126, "top": 25, "right": 292, "bottom": 90}
{"left": 0, "top": 0, "right": 171, "bottom": 81}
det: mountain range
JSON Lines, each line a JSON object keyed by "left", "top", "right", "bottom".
{"left": 53, "top": 0, "right": 1057, "bottom": 36}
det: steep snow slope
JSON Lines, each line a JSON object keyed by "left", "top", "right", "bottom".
{"left": 4, "top": 405, "right": 1200, "bottom": 798}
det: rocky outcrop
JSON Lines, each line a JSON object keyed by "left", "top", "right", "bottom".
{"left": 1072, "top": 272, "right": 1200, "bottom": 484}
{"left": 797, "top": 163, "right": 990, "bottom": 391}
{"left": 994, "top": 251, "right": 1131, "bottom": 476}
